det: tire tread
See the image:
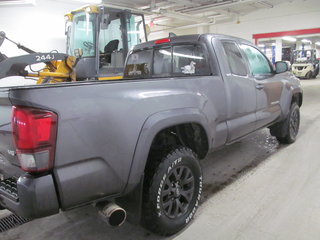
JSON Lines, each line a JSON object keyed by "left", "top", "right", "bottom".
{"left": 142, "top": 147, "right": 199, "bottom": 236}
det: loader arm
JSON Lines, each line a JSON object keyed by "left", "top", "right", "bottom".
{"left": 0, "top": 53, "right": 76, "bottom": 83}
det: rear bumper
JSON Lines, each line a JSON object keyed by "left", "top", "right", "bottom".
{"left": 0, "top": 174, "right": 59, "bottom": 218}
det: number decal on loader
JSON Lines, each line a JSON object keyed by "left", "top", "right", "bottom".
{"left": 35, "top": 54, "right": 55, "bottom": 62}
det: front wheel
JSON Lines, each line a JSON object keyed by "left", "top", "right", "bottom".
{"left": 270, "top": 102, "right": 300, "bottom": 144}
{"left": 142, "top": 147, "right": 202, "bottom": 236}
{"left": 313, "top": 66, "right": 319, "bottom": 78}
{"left": 306, "top": 71, "right": 313, "bottom": 79}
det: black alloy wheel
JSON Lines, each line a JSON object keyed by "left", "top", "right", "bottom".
{"left": 142, "top": 147, "right": 202, "bottom": 236}
{"left": 161, "top": 165, "right": 195, "bottom": 219}
{"left": 289, "top": 106, "right": 300, "bottom": 140}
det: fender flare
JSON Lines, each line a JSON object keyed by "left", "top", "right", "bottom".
{"left": 123, "top": 108, "right": 212, "bottom": 194}
{"left": 280, "top": 85, "right": 303, "bottom": 120}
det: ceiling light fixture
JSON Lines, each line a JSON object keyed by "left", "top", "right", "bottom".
{"left": 301, "top": 39, "right": 312, "bottom": 44}
{"left": 282, "top": 36, "right": 296, "bottom": 42}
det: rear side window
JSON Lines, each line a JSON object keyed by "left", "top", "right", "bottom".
{"left": 240, "top": 45, "right": 272, "bottom": 75}
{"left": 124, "top": 44, "right": 211, "bottom": 79}
{"left": 222, "top": 41, "right": 247, "bottom": 76}
{"left": 173, "top": 45, "right": 210, "bottom": 76}
{"left": 124, "top": 49, "right": 152, "bottom": 78}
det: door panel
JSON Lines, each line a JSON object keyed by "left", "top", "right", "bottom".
{"left": 225, "top": 74, "right": 257, "bottom": 140}
{"left": 240, "top": 44, "right": 282, "bottom": 129}
{"left": 255, "top": 78, "right": 282, "bottom": 128}
{"left": 217, "top": 40, "right": 257, "bottom": 141}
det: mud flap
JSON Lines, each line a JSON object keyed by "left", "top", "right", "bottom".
{"left": 115, "top": 174, "right": 144, "bottom": 224}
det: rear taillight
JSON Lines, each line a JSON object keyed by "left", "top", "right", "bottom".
{"left": 12, "top": 106, "right": 57, "bottom": 173}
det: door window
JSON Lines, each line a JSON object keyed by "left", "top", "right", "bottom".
{"left": 99, "top": 18, "right": 123, "bottom": 53}
{"left": 98, "top": 13, "right": 125, "bottom": 73}
{"left": 222, "top": 41, "right": 248, "bottom": 76}
{"left": 126, "top": 14, "right": 147, "bottom": 51}
{"left": 241, "top": 45, "right": 272, "bottom": 75}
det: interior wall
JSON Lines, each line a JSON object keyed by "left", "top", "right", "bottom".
{"left": 150, "top": 0, "right": 320, "bottom": 42}
{"left": 0, "top": 0, "right": 319, "bottom": 56}
{"left": 0, "top": 0, "right": 81, "bottom": 57}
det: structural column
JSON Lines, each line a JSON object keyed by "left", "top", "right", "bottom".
{"left": 296, "top": 40, "right": 302, "bottom": 50}
{"left": 275, "top": 38, "right": 282, "bottom": 62}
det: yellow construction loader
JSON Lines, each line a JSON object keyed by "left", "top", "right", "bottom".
{"left": 0, "top": 4, "right": 147, "bottom": 83}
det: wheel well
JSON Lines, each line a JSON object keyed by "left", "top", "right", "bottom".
{"left": 292, "top": 93, "right": 302, "bottom": 107}
{"left": 145, "top": 123, "right": 209, "bottom": 169}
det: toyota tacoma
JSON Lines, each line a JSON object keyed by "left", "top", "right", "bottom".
{"left": 0, "top": 34, "right": 302, "bottom": 236}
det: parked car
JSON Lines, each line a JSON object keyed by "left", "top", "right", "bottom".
{"left": 0, "top": 34, "right": 302, "bottom": 236}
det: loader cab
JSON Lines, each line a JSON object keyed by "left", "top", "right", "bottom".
{"left": 65, "top": 5, "right": 147, "bottom": 80}
{"left": 292, "top": 49, "right": 317, "bottom": 64}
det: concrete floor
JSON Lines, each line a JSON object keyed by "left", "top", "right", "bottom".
{"left": 1, "top": 78, "right": 320, "bottom": 240}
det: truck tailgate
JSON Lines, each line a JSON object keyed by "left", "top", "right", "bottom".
{"left": 0, "top": 88, "right": 23, "bottom": 178}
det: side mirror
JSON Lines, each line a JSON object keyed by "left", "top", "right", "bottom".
{"left": 0, "top": 31, "right": 6, "bottom": 47}
{"left": 101, "top": 14, "right": 110, "bottom": 30}
{"left": 275, "top": 61, "right": 288, "bottom": 74}
{"left": 74, "top": 48, "right": 83, "bottom": 58}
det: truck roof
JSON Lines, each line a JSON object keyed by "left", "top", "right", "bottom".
{"left": 132, "top": 33, "right": 253, "bottom": 51}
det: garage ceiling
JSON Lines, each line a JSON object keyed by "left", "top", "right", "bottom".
{"left": 98, "top": 0, "right": 297, "bottom": 30}
{"left": 0, "top": 0, "right": 35, "bottom": 6}
{"left": 0, "top": 0, "right": 298, "bottom": 31}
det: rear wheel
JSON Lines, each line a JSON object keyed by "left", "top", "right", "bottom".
{"left": 142, "top": 147, "right": 202, "bottom": 236}
{"left": 270, "top": 102, "right": 300, "bottom": 144}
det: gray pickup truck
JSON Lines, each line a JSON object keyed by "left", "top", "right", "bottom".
{"left": 0, "top": 34, "right": 302, "bottom": 236}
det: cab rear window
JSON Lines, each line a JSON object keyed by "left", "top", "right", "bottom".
{"left": 173, "top": 45, "right": 210, "bottom": 76}
{"left": 124, "top": 49, "right": 152, "bottom": 78}
{"left": 124, "top": 44, "right": 211, "bottom": 79}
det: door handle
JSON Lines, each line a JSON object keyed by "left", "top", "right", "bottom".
{"left": 256, "top": 84, "right": 264, "bottom": 90}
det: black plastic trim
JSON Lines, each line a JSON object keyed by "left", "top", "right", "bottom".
{"left": 0, "top": 174, "right": 59, "bottom": 218}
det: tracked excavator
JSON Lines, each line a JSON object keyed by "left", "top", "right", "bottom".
{"left": 0, "top": 4, "right": 147, "bottom": 84}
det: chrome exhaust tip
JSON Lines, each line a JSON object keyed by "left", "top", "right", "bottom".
{"left": 98, "top": 202, "right": 127, "bottom": 227}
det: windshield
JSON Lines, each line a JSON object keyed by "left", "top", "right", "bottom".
{"left": 67, "top": 12, "right": 96, "bottom": 57}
